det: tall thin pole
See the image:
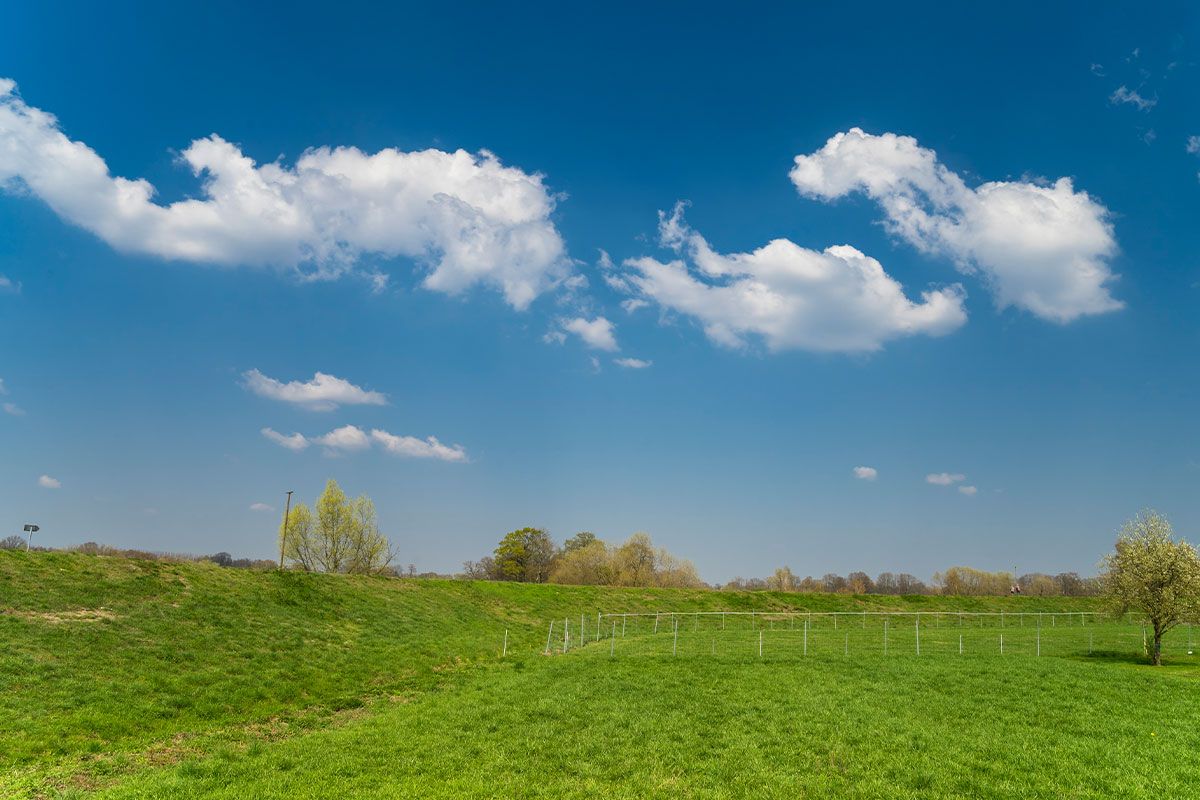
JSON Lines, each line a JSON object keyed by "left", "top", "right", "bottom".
{"left": 545, "top": 620, "right": 554, "bottom": 654}
{"left": 278, "top": 490, "right": 293, "bottom": 570}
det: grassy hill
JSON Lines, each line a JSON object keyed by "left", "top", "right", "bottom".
{"left": 0, "top": 550, "right": 1144, "bottom": 798}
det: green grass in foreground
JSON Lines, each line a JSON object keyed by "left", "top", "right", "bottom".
{"left": 94, "top": 651, "right": 1200, "bottom": 799}
{"left": 3, "top": 550, "right": 1184, "bottom": 799}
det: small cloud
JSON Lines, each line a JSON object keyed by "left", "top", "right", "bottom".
{"left": 597, "top": 249, "right": 614, "bottom": 270}
{"left": 38, "top": 474, "right": 61, "bottom": 489}
{"left": 557, "top": 317, "right": 619, "bottom": 352}
{"left": 249, "top": 502, "right": 275, "bottom": 512}
{"left": 621, "top": 298, "right": 649, "bottom": 313}
{"left": 1090, "top": 63, "right": 1106, "bottom": 77}
{"left": 853, "top": 466, "right": 878, "bottom": 481}
{"left": 3, "top": 402, "right": 23, "bottom": 416}
{"left": 926, "top": 472, "right": 966, "bottom": 486}
{"left": 261, "top": 427, "right": 310, "bottom": 451}
{"left": 589, "top": 356, "right": 601, "bottom": 372}
{"left": 1186, "top": 135, "right": 1200, "bottom": 155}
{"left": 958, "top": 485, "right": 978, "bottom": 496}
{"left": 370, "top": 429, "right": 468, "bottom": 462}
{"left": 614, "top": 357, "right": 652, "bottom": 369}
{"left": 242, "top": 369, "right": 386, "bottom": 412}
{"left": 1110, "top": 85, "right": 1157, "bottom": 111}
{"left": 0, "top": 275, "right": 19, "bottom": 293}
{"left": 314, "top": 425, "right": 372, "bottom": 453}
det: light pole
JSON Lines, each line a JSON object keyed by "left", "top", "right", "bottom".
{"left": 279, "top": 491, "right": 293, "bottom": 570}
{"left": 22, "top": 524, "right": 38, "bottom": 551}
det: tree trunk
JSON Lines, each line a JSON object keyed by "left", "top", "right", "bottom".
{"left": 1153, "top": 629, "right": 1163, "bottom": 666}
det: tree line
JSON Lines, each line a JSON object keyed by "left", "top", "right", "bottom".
{"left": 723, "top": 566, "right": 1099, "bottom": 596}
{"left": 462, "top": 529, "right": 704, "bottom": 588}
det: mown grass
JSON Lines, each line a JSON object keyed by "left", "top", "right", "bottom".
{"left": 0, "top": 550, "right": 1156, "bottom": 799}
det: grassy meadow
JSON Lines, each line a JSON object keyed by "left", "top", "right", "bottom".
{"left": 2, "top": 549, "right": 1197, "bottom": 798}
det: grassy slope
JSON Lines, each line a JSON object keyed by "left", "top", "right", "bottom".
{"left": 0, "top": 551, "right": 1107, "bottom": 798}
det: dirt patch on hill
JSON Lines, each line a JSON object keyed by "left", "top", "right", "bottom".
{"left": 3, "top": 608, "right": 117, "bottom": 624}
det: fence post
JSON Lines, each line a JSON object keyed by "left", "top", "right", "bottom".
{"left": 884, "top": 618, "right": 888, "bottom": 655}
{"left": 611, "top": 621, "right": 616, "bottom": 657}
{"left": 503, "top": 629, "right": 508, "bottom": 657}
{"left": 844, "top": 633, "right": 848, "bottom": 657}
{"left": 759, "top": 629, "right": 763, "bottom": 658}
{"left": 564, "top": 618, "right": 569, "bottom": 653}
{"left": 622, "top": 613, "right": 627, "bottom": 637}
{"left": 597, "top": 612, "right": 602, "bottom": 642}
{"left": 673, "top": 615, "right": 679, "bottom": 656}
{"left": 915, "top": 615, "right": 920, "bottom": 656}
{"left": 803, "top": 619, "right": 808, "bottom": 656}
{"left": 959, "top": 633, "right": 962, "bottom": 655}
{"left": 581, "top": 613, "right": 585, "bottom": 645}
{"left": 1036, "top": 617, "right": 1041, "bottom": 657}
{"left": 654, "top": 612, "right": 660, "bottom": 634}
{"left": 545, "top": 620, "right": 554, "bottom": 655}
{"left": 999, "top": 633, "right": 1003, "bottom": 655}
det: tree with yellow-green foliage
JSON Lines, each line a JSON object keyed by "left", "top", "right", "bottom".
{"left": 279, "top": 479, "right": 395, "bottom": 574}
{"left": 1102, "top": 510, "right": 1200, "bottom": 666}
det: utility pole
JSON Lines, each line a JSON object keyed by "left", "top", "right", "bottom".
{"left": 278, "top": 491, "right": 293, "bottom": 570}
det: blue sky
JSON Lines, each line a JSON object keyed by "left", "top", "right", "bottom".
{"left": 1, "top": 2, "right": 1197, "bottom": 582}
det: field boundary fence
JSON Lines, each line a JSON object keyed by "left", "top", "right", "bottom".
{"left": 532, "top": 610, "right": 1200, "bottom": 661}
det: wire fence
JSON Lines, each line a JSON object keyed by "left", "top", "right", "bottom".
{"left": 532, "top": 610, "right": 1200, "bottom": 661}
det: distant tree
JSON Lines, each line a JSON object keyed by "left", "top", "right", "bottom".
{"left": 846, "top": 571, "right": 874, "bottom": 594}
{"left": 935, "top": 567, "right": 1014, "bottom": 596}
{"left": 612, "top": 532, "right": 657, "bottom": 586}
{"left": 563, "top": 532, "right": 599, "bottom": 553}
{"left": 280, "top": 480, "right": 395, "bottom": 574}
{"left": 208, "top": 552, "right": 234, "bottom": 567}
{"left": 0, "top": 535, "right": 26, "bottom": 550}
{"left": 820, "top": 573, "right": 847, "bottom": 593}
{"left": 461, "top": 557, "right": 498, "bottom": 580}
{"left": 766, "top": 566, "right": 797, "bottom": 592}
{"left": 550, "top": 538, "right": 613, "bottom": 585}
{"left": 1102, "top": 511, "right": 1200, "bottom": 665}
{"left": 493, "top": 527, "right": 556, "bottom": 583}
{"left": 895, "top": 573, "right": 929, "bottom": 595}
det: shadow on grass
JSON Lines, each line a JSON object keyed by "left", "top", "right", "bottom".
{"left": 1070, "top": 649, "right": 1200, "bottom": 673}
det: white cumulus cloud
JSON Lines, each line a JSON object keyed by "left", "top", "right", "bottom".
{"left": 370, "top": 429, "right": 468, "bottom": 462}
{"left": 926, "top": 472, "right": 966, "bottom": 486}
{"left": 853, "top": 466, "right": 878, "bottom": 481}
{"left": 3, "top": 402, "right": 25, "bottom": 416}
{"left": 262, "top": 424, "right": 466, "bottom": 462}
{"left": 790, "top": 128, "right": 1121, "bottom": 323}
{"left": 260, "top": 427, "right": 310, "bottom": 451}
{"left": 313, "top": 424, "right": 372, "bottom": 452}
{"left": 0, "top": 79, "right": 567, "bottom": 309}
{"left": 558, "top": 316, "right": 619, "bottom": 351}
{"left": 249, "top": 502, "right": 275, "bottom": 512}
{"left": 620, "top": 204, "right": 966, "bottom": 352}
{"left": 38, "top": 474, "right": 60, "bottom": 489}
{"left": 958, "top": 485, "right": 978, "bottom": 496}
{"left": 0, "top": 274, "right": 18, "bottom": 292}
{"left": 614, "top": 357, "right": 652, "bottom": 369}
{"left": 242, "top": 369, "right": 386, "bottom": 411}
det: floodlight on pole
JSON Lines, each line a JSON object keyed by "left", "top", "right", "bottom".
{"left": 22, "top": 523, "right": 39, "bottom": 551}
{"left": 279, "top": 491, "right": 293, "bottom": 570}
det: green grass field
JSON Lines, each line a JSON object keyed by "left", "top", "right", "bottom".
{"left": 3, "top": 550, "right": 1198, "bottom": 798}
